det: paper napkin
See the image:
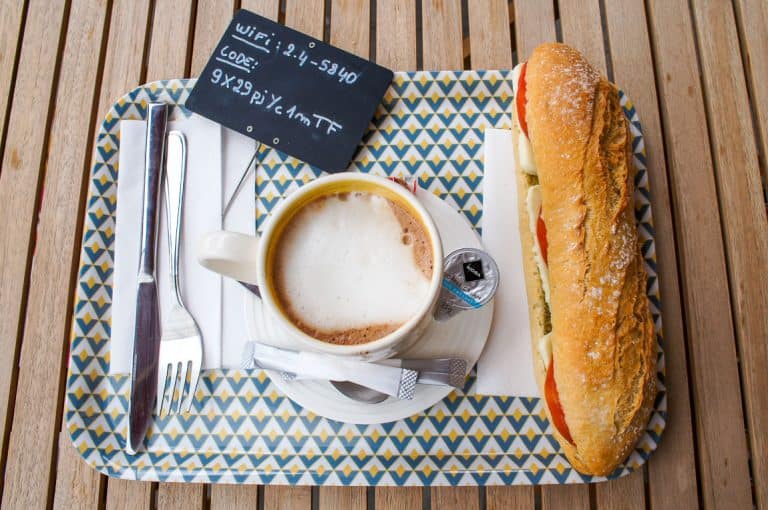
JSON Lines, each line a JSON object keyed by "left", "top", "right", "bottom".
{"left": 110, "top": 115, "right": 223, "bottom": 373}
{"left": 476, "top": 128, "right": 539, "bottom": 396}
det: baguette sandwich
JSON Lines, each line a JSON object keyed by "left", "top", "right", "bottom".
{"left": 512, "top": 43, "right": 657, "bottom": 476}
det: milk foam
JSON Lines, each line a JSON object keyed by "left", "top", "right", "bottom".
{"left": 274, "top": 193, "right": 433, "bottom": 332}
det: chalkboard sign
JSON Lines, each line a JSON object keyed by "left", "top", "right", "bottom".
{"left": 185, "top": 9, "right": 394, "bottom": 173}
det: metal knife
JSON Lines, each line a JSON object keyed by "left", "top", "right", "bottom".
{"left": 127, "top": 103, "right": 168, "bottom": 454}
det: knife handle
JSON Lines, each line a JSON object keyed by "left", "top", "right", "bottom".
{"left": 138, "top": 103, "right": 168, "bottom": 278}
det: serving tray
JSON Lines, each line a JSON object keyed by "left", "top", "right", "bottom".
{"left": 65, "top": 71, "right": 667, "bottom": 486}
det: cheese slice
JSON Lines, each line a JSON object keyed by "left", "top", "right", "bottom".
{"left": 526, "top": 185, "right": 551, "bottom": 304}
{"left": 538, "top": 332, "right": 552, "bottom": 367}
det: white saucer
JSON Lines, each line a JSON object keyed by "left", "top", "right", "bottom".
{"left": 244, "top": 191, "right": 494, "bottom": 424}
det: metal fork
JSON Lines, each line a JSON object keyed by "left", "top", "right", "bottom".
{"left": 155, "top": 131, "right": 202, "bottom": 415}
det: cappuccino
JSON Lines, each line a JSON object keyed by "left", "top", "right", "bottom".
{"left": 272, "top": 191, "right": 434, "bottom": 345}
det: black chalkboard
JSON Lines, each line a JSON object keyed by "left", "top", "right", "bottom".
{"left": 185, "top": 9, "right": 393, "bottom": 173}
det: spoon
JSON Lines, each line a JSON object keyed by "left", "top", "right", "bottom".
{"left": 331, "top": 381, "right": 389, "bottom": 404}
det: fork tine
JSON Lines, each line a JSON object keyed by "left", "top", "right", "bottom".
{"left": 165, "top": 361, "right": 180, "bottom": 416}
{"left": 155, "top": 361, "right": 169, "bottom": 416}
{"left": 182, "top": 357, "right": 201, "bottom": 414}
{"left": 174, "top": 362, "right": 189, "bottom": 414}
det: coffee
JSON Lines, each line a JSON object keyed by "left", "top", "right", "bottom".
{"left": 272, "top": 191, "right": 434, "bottom": 345}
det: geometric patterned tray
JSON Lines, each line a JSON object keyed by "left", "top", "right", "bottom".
{"left": 65, "top": 71, "right": 666, "bottom": 485}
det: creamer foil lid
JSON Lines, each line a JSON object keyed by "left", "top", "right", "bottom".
{"left": 434, "top": 248, "right": 499, "bottom": 321}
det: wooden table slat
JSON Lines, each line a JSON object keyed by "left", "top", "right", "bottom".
{"left": 732, "top": 0, "right": 768, "bottom": 185}
{"left": 156, "top": 483, "right": 206, "bottom": 509}
{"left": 0, "top": 0, "right": 68, "bottom": 491}
{"left": 645, "top": 0, "right": 754, "bottom": 507}
{"left": 145, "top": 0, "right": 195, "bottom": 82}
{"left": 371, "top": 6, "right": 420, "bottom": 507}
{"left": 541, "top": 483, "right": 589, "bottom": 510}
{"left": 557, "top": 0, "right": 607, "bottom": 73}
{"left": 190, "top": 0, "right": 237, "bottom": 77}
{"left": 264, "top": 485, "right": 312, "bottom": 510}
{"left": 149, "top": 1, "right": 201, "bottom": 506}
{"left": 211, "top": 485, "right": 260, "bottom": 509}
{"left": 94, "top": 2, "right": 154, "bottom": 507}
{"left": 467, "top": 3, "right": 531, "bottom": 508}
{"left": 510, "top": 2, "right": 592, "bottom": 508}
{"left": 2, "top": 2, "right": 764, "bottom": 507}
{"left": 1, "top": 1, "right": 108, "bottom": 507}
{"left": 375, "top": 0, "right": 417, "bottom": 70}
{"left": 689, "top": 1, "right": 768, "bottom": 507}
{"left": 602, "top": 0, "right": 699, "bottom": 508}
{"left": 319, "top": 4, "right": 370, "bottom": 509}
{"left": 207, "top": 1, "right": 280, "bottom": 507}
{"left": 559, "top": 3, "right": 646, "bottom": 508}
{"left": 421, "top": 0, "right": 463, "bottom": 70}
{"left": 421, "top": 1, "right": 480, "bottom": 508}
{"left": 240, "top": 0, "right": 280, "bottom": 20}
{"left": 375, "top": 487, "right": 422, "bottom": 510}
{"left": 0, "top": 0, "right": 27, "bottom": 172}
{"left": 259, "top": 2, "right": 325, "bottom": 507}
{"left": 53, "top": 431, "right": 105, "bottom": 510}
{"left": 106, "top": 479, "right": 153, "bottom": 510}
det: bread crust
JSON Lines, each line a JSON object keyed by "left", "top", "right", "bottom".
{"left": 515, "top": 43, "right": 657, "bottom": 476}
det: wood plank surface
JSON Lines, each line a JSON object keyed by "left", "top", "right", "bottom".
{"left": 241, "top": 0, "right": 280, "bottom": 20}
{"left": 52, "top": 431, "right": 104, "bottom": 510}
{"left": 645, "top": 0, "right": 753, "bottom": 508}
{"left": 512, "top": 0, "right": 555, "bottom": 59}
{"left": 732, "top": 0, "right": 768, "bottom": 184}
{"left": 511, "top": 3, "right": 589, "bottom": 509}
{"left": 0, "top": 0, "right": 68, "bottom": 492}
{"left": 148, "top": 1, "right": 201, "bottom": 506}
{"left": 106, "top": 479, "right": 153, "bottom": 510}
{"left": 91, "top": 2, "right": 156, "bottom": 508}
{"left": 557, "top": 0, "right": 606, "bottom": 72}
{"left": 541, "top": 484, "right": 589, "bottom": 510}
{"left": 1, "top": 1, "right": 109, "bottom": 508}
{"left": 422, "top": 2, "right": 479, "bottom": 506}
{"left": 156, "top": 483, "right": 206, "bottom": 508}
{"left": 421, "top": 0, "right": 463, "bottom": 70}
{"left": 559, "top": 4, "right": 645, "bottom": 508}
{"left": 263, "top": 485, "right": 312, "bottom": 510}
{"left": 602, "top": 0, "right": 698, "bottom": 508}
{"left": 690, "top": 1, "right": 768, "bottom": 507}
{"left": 372, "top": 5, "right": 419, "bottom": 509}
{"left": 207, "top": 2, "right": 278, "bottom": 509}
{"left": 375, "top": 487, "right": 421, "bottom": 510}
{"left": 94, "top": 0, "right": 152, "bottom": 120}
{"left": 211, "top": 485, "right": 260, "bottom": 509}
{"left": 259, "top": 4, "right": 325, "bottom": 509}
{"left": 466, "top": 2, "right": 530, "bottom": 507}
{"left": 190, "top": 0, "right": 237, "bottom": 76}
{"left": 318, "top": 486, "right": 366, "bottom": 510}
{"left": 0, "top": 0, "right": 27, "bottom": 168}
{"left": 323, "top": 5, "right": 370, "bottom": 507}
{"left": 375, "top": 0, "right": 417, "bottom": 69}
{"left": 145, "top": 0, "right": 195, "bottom": 82}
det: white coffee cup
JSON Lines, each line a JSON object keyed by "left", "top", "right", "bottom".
{"left": 197, "top": 173, "right": 444, "bottom": 361}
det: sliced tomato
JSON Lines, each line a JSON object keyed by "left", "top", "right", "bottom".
{"left": 516, "top": 62, "right": 529, "bottom": 138}
{"left": 545, "top": 358, "right": 574, "bottom": 445}
{"left": 536, "top": 207, "right": 548, "bottom": 265}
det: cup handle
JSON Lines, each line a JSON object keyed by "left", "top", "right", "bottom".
{"left": 197, "top": 231, "right": 261, "bottom": 285}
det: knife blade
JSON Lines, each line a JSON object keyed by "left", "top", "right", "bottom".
{"left": 127, "top": 103, "right": 168, "bottom": 454}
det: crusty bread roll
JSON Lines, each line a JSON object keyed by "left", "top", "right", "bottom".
{"left": 512, "top": 43, "right": 657, "bottom": 476}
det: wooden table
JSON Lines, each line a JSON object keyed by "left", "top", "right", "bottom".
{"left": 0, "top": 0, "right": 766, "bottom": 508}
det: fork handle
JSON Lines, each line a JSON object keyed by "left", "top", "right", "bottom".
{"left": 165, "top": 131, "right": 187, "bottom": 304}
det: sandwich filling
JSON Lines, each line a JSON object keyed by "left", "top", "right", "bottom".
{"left": 514, "top": 61, "right": 574, "bottom": 445}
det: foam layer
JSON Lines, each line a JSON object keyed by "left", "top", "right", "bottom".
{"left": 273, "top": 192, "right": 434, "bottom": 344}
